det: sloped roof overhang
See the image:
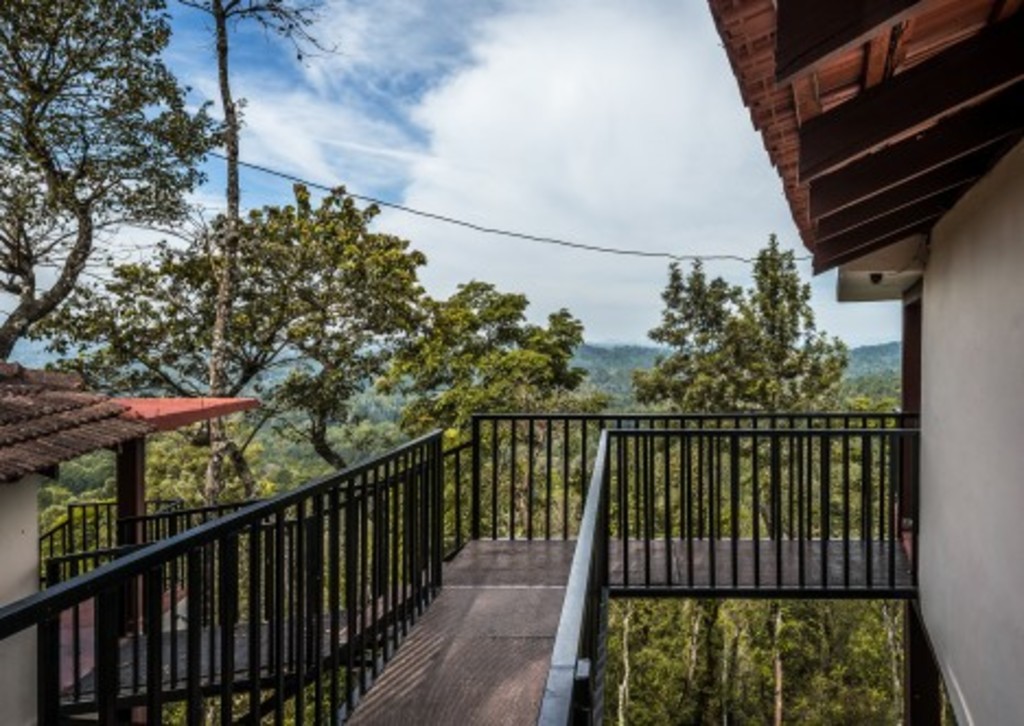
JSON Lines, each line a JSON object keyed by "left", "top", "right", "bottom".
{"left": 708, "top": 0, "right": 1024, "bottom": 273}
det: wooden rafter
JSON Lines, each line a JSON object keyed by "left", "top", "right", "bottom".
{"left": 799, "top": 11, "right": 1024, "bottom": 182}
{"left": 809, "top": 81, "right": 1024, "bottom": 219}
{"left": 776, "top": 0, "right": 923, "bottom": 82}
{"left": 814, "top": 155, "right": 986, "bottom": 241}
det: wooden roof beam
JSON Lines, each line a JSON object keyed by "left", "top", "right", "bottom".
{"left": 775, "top": 0, "right": 922, "bottom": 83}
{"left": 814, "top": 153, "right": 988, "bottom": 241}
{"left": 808, "top": 81, "right": 1024, "bottom": 218}
{"left": 799, "top": 11, "right": 1024, "bottom": 182}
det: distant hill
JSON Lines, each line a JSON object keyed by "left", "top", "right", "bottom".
{"left": 572, "top": 341, "right": 902, "bottom": 406}
{"left": 845, "top": 341, "right": 900, "bottom": 378}
{"left": 9, "top": 336, "right": 902, "bottom": 403}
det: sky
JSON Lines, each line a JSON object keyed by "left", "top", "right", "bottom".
{"left": 161, "top": 0, "right": 902, "bottom": 347}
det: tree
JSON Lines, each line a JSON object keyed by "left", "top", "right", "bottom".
{"left": 42, "top": 185, "right": 426, "bottom": 500}
{"left": 635, "top": 237, "right": 846, "bottom": 413}
{"left": 175, "top": 0, "right": 328, "bottom": 490}
{"left": 0, "top": 0, "right": 215, "bottom": 358}
{"left": 382, "top": 281, "right": 605, "bottom": 434}
{"left": 633, "top": 260, "right": 741, "bottom": 412}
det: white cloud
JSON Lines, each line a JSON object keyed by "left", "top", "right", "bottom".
{"left": 165, "top": 0, "right": 901, "bottom": 347}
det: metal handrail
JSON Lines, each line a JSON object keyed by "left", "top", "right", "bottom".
{"left": 537, "top": 431, "right": 609, "bottom": 725}
{"left": 1, "top": 429, "right": 441, "bottom": 638}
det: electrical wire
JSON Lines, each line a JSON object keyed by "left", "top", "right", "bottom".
{"left": 211, "top": 151, "right": 812, "bottom": 264}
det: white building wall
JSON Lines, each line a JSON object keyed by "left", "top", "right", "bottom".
{"left": 0, "top": 473, "right": 41, "bottom": 726}
{"left": 920, "top": 138, "right": 1024, "bottom": 726}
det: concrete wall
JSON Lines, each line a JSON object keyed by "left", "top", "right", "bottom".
{"left": 920, "top": 138, "right": 1024, "bottom": 726}
{"left": 0, "top": 474, "right": 41, "bottom": 725}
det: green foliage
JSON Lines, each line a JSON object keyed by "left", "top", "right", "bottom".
{"left": 635, "top": 236, "right": 847, "bottom": 412}
{"left": 0, "top": 0, "right": 216, "bottom": 357}
{"left": 383, "top": 280, "right": 606, "bottom": 433}
{"left": 41, "top": 185, "right": 426, "bottom": 469}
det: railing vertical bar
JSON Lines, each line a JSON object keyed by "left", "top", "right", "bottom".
{"left": 663, "top": 431, "right": 672, "bottom": 588}
{"left": 638, "top": 434, "right": 647, "bottom": 585}
{"left": 370, "top": 467, "right": 382, "bottom": 681}
{"left": 248, "top": 521, "right": 262, "bottom": 723}
{"left": 219, "top": 535, "right": 238, "bottom": 725}
{"left": 145, "top": 567, "right": 163, "bottom": 724}
{"left": 359, "top": 472, "right": 370, "bottom": 694}
{"left": 186, "top": 550, "right": 203, "bottom": 726}
{"left": 471, "top": 416, "right": 481, "bottom": 541}
{"left": 274, "top": 512, "right": 287, "bottom": 725}
{"left": 843, "top": 420, "right": 851, "bottom": 588}
{"left": 730, "top": 433, "right": 739, "bottom": 589}
{"left": 454, "top": 445, "right": 463, "bottom": 552}
{"left": 563, "top": 417, "right": 570, "bottom": 540}
{"left": 685, "top": 432, "right": 694, "bottom": 587}
{"left": 753, "top": 433, "right": 760, "bottom": 589}
{"left": 528, "top": 418, "right": 535, "bottom": 541}
{"left": 773, "top": 435, "right": 782, "bottom": 588}
{"left": 491, "top": 418, "right": 499, "bottom": 540}
{"left": 37, "top": 612, "right": 60, "bottom": 726}
{"left": 797, "top": 435, "right": 805, "bottom": 589}
{"left": 581, "top": 420, "right": 589, "bottom": 506}
{"left": 345, "top": 473, "right": 358, "bottom": 714}
{"left": 169, "top": 523, "right": 180, "bottom": 690}
{"left": 510, "top": 421, "right": 518, "bottom": 540}
{"left": 620, "top": 434, "right": 629, "bottom": 588}
{"left": 329, "top": 484, "right": 341, "bottom": 717}
{"left": 546, "top": 418, "right": 554, "bottom": 540}
{"left": 863, "top": 434, "right": 873, "bottom": 589}
{"left": 889, "top": 432, "right": 898, "bottom": 590}
{"left": 708, "top": 434, "right": 716, "bottom": 590}
{"left": 821, "top": 434, "right": 831, "bottom": 590}
{"left": 295, "top": 502, "right": 309, "bottom": 724}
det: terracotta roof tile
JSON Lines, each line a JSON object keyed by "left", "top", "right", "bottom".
{"left": 0, "top": 364, "right": 153, "bottom": 484}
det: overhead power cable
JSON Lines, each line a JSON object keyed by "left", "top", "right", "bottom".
{"left": 211, "top": 151, "right": 811, "bottom": 264}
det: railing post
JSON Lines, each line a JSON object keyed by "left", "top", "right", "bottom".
{"left": 471, "top": 415, "right": 481, "bottom": 541}
{"left": 37, "top": 613, "right": 60, "bottom": 726}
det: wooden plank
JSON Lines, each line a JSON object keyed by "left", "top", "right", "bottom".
{"left": 863, "top": 29, "right": 893, "bottom": 88}
{"left": 809, "top": 81, "right": 1024, "bottom": 218}
{"left": 776, "top": 0, "right": 922, "bottom": 82}
{"left": 814, "top": 220, "right": 935, "bottom": 273}
{"left": 814, "top": 154, "right": 986, "bottom": 240}
{"left": 799, "top": 11, "right": 1024, "bottom": 181}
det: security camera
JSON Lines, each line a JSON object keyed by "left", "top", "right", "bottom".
{"left": 869, "top": 272, "right": 883, "bottom": 285}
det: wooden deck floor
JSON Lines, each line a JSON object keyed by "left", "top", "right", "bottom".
{"left": 347, "top": 541, "right": 576, "bottom": 726}
{"left": 609, "top": 539, "right": 915, "bottom": 594}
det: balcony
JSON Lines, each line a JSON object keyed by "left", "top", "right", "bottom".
{"left": 0, "top": 412, "right": 918, "bottom": 724}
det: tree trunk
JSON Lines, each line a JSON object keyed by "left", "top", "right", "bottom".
{"left": 206, "top": 0, "right": 242, "bottom": 498}
{"left": 882, "top": 602, "right": 904, "bottom": 724}
{"left": 617, "top": 602, "right": 632, "bottom": 725}
{"left": 772, "top": 602, "right": 784, "bottom": 726}
{"left": 310, "top": 419, "right": 348, "bottom": 471}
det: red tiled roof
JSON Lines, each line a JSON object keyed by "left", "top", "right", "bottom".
{"left": 114, "top": 397, "right": 260, "bottom": 432}
{"left": 0, "top": 363, "right": 153, "bottom": 484}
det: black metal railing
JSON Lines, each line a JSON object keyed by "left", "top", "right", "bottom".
{"left": 604, "top": 427, "right": 919, "bottom": 596}
{"left": 1, "top": 432, "right": 444, "bottom": 724}
{"left": 537, "top": 419, "right": 920, "bottom": 725}
{"left": 39, "top": 500, "right": 252, "bottom": 588}
{"left": 39, "top": 499, "right": 184, "bottom": 568}
{"left": 464, "top": 412, "right": 914, "bottom": 546}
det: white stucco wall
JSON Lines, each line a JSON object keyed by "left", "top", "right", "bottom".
{"left": 920, "top": 138, "right": 1024, "bottom": 726}
{"left": 0, "top": 474, "right": 41, "bottom": 725}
